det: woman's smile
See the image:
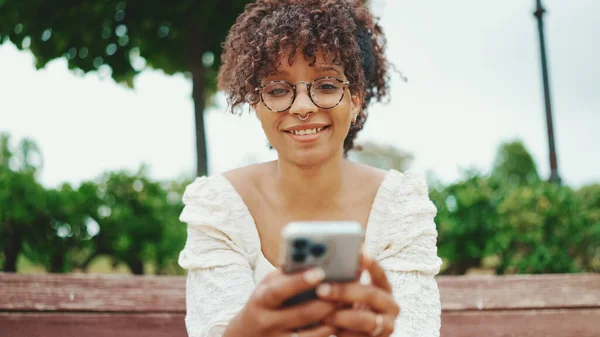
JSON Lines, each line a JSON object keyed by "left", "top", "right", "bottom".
{"left": 282, "top": 123, "right": 332, "bottom": 143}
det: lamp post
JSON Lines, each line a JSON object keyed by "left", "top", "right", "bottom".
{"left": 534, "top": 0, "right": 561, "bottom": 184}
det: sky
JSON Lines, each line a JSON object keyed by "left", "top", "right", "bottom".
{"left": 0, "top": 0, "right": 598, "bottom": 189}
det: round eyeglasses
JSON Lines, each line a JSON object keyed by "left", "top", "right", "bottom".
{"left": 254, "top": 76, "right": 350, "bottom": 112}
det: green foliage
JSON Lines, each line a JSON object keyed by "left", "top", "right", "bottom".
{"left": 431, "top": 172, "right": 503, "bottom": 275}
{"left": 0, "top": 134, "right": 47, "bottom": 272}
{"left": 0, "top": 133, "right": 189, "bottom": 274}
{"left": 491, "top": 140, "right": 540, "bottom": 186}
{"left": 20, "top": 181, "right": 102, "bottom": 273}
{"left": 91, "top": 167, "right": 188, "bottom": 274}
{"left": 496, "top": 183, "right": 588, "bottom": 273}
{"left": 0, "top": 0, "right": 248, "bottom": 85}
{"left": 0, "top": 0, "right": 253, "bottom": 175}
{"left": 576, "top": 184, "right": 600, "bottom": 272}
{"left": 2, "top": 135, "right": 598, "bottom": 275}
{"left": 433, "top": 140, "right": 599, "bottom": 275}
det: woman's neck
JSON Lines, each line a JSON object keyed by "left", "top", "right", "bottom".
{"left": 273, "top": 153, "right": 349, "bottom": 209}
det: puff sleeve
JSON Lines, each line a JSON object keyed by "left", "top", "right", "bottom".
{"left": 178, "top": 176, "right": 261, "bottom": 337}
{"left": 364, "top": 170, "right": 443, "bottom": 337}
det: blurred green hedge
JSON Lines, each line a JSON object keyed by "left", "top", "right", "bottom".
{"left": 431, "top": 141, "right": 599, "bottom": 274}
{"left": 1, "top": 134, "right": 598, "bottom": 275}
{"left": 0, "top": 133, "right": 190, "bottom": 275}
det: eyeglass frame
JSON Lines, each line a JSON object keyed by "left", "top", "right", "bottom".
{"left": 254, "top": 76, "right": 351, "bottom": 113}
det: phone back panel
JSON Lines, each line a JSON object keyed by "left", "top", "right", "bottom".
{"left": 280, "top": 221, "right": 364, "bottom": 282}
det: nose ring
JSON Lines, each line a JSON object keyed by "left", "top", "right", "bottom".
{"left": 297, "top": 113, "right": 311, "bottom": 121}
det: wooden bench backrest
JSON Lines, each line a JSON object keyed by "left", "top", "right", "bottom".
{"left": 1, "top": 273, "right": 598, "bottom": 337}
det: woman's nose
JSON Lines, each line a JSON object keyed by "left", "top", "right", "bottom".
{"left": 288, "top": 84, "right": 318, "bottom": 117}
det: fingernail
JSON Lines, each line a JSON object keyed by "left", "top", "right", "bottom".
{"left": 304, "top": 267, "right": 325, "bottom": 284}
{"left": 317, "top": 283, "right": 331, "bottom": 297}
{"left": 363, "top": 250, "right": 374, "bottom": 264}
{"left": 362, "top": 247, "right": 372, "bottom": 260}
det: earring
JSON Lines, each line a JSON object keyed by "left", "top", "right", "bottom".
{"left": 351, "top": 115, "right": 358, "bottom": 125}
{"left": 245, "top": 92, "right": 259, "bottom": 104}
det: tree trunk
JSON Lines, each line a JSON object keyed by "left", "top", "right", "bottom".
{"left": 191, "top": 69, "right": 208, "bottom": 177}
{"left": 186, "top": 28, "right": 208, "bottom": 177}
{"left": 2, "top": 223, "right": 21, "bottom": 272}
{"left": 49, "top": 252, "right": 64, "bottom": 273}
{"left": 126, "top": 258, "right": 144, "bottom": 275}
{"left": 442, "top": 257, "right": 481, "bottom": 275}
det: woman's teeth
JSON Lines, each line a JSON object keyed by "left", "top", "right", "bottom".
{"left": 292, "top": 127, "right": 323, "bottom": 135}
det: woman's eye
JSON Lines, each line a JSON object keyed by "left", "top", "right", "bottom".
{"left": 315, "top": 83, "right": 340, "bottom": 91}
{"left": 266, "top": 88, "right": 290, "bottom": 96}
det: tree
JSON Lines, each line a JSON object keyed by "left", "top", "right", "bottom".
{"left": 0, "top": 134, "right": 46, "bottom": 272}
{"left": 91, "top": 166, "right": 182, "bottom": 274}
{"left": 20, "top": 181, "right": 102, "bottom": 273}
{"left": 349, "top": 141, "right": 413, "bottom": 171}
{"left": 431, "top": 172, "right": 501, "bottom": 275}
{"left": 151, "top": 177, "right": 189, "bottom": 275}
{"left": 496, "top": 183, "right": 586, "bottom": 274}
{"left": 0, "top": 0, "right": 252, "bottom": 176}
{"left": 576, "top": 184, "right": 600, "bottom": 272}
{"left": 491, "top": 140, "right": 540, "bottom": 186}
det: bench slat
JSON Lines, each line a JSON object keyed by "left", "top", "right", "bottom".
{"left": 1, "top": 273, "right": 598, "bottom": 313}
{"left": 437, "top": 273, "right": 600, "bottom": 311}
{"left": 0, "top": 273, "right": 185, "bottom": 312}
{"left": 0, "top": 313, "right": 187, "bottom": 337}
{"left": 2, "top": 309, "right": 598, "bottom": 337}
{"left": 441, "top": 308, "right": 600, "bottom": 337}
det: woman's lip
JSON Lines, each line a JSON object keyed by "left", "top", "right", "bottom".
{"left": 283, "top": 123, "right": 330, "bottom": 132}
{"left": 285, "top": 127, "right": 329, "bottom": 143}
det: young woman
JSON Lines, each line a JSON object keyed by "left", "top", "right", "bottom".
{"left": 179, "top": 1, "right": 442, "bottom": 336}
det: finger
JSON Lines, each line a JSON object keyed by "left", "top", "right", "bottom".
{"left": 362, "top": 252, "right": 392, "bottom": 293}
{"left": 262, "top": 269, "right": 283, "bottom": 282}
{"left": 335, "top": 331, "right": 366, "bottom": 337}
{"left": 277, "top": 300, "right": 336, "bottom": 330}
{"left": 255, "top": 267, "right": 326, "bottom": 309}
{"left": 327, "top": 309, "right": 394, "bottom": 336}
{"left": 277, "top": 325, "right": 337, "bottom": 337}
{"left": 316, "top": 282, "right": 399, "bottom": 315}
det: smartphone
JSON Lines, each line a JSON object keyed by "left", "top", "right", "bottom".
{"left": 280, "top": 221, "right": 364, "bottom": 307}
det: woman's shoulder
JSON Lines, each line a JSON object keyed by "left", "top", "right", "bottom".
{"left": 180, "top": 165, "right": 262, "bottom": 227}
{"left": 380, "top": 168, "right": 431, "bottom": 200}
{"left": 348, "top": 162, "right": 430, "bottom": 198}
{"left": 179, "top": 167, "right": 262, "bottom": 256}
{"left": 367, "top": 167, "right": 434, "bottom": 234}
{"left": 221, "top": 162, "right": 271, "bottom": 196}
{"left": 182, "top": 162, "right": 269, "bottom": 204}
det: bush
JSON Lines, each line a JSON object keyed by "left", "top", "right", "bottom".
{"left": 432, "top": 140, "right": 598, "bottom": 275}
{"left": 2, "top": 134, "right": 598, "bottom": 275}
{"left": 0, "top": 133, "right": 189, "bottom": 274}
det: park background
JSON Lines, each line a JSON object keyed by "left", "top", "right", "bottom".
{"left": 0, "top": 0, "right": 598, "bottom": 276}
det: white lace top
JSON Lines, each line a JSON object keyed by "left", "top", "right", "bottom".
{"left": 178, "top": 169, "right": 442, "bottom": 337}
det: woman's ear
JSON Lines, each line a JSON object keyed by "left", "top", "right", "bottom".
{"left": 245, "top": 92, "right": 261, "bottom": 117}
{"left": 350, "top": 94, "right": 363, "bottom": 121}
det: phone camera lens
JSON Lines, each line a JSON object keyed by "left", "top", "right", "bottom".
{"left": 310, "top": 244, "right": 326, "bottom": 258}
{"left": 293, "top": 238, "right": 308, "bottom": 250}
{"left": 292, "top": 252, "right": 306, "bottom": 263}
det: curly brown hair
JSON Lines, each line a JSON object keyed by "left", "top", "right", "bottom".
{"left": 218, "top": 0, "right": 390, "bottom": 154}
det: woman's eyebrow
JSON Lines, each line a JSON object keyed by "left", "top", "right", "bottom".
{"left": 267, "top": 69, "right": 290, "bottom": 77}
{"left": 315, "top": 65, "right": 342, "bottom": 75}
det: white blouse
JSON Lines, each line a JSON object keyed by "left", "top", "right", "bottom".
{"left": 178, "top": 169, "right": 442, "bottom": 337}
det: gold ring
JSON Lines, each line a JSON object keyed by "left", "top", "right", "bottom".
{"left": 372, "top": 313, "right": 384, "bottom": 336}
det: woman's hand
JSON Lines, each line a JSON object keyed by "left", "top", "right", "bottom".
{"left": 316, "top": 254, "right": 399, "bottom": 337}
{"left": 224, "top": 267, "right": 337, "bottom": 337}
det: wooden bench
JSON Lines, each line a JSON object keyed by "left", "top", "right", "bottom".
{"left": 1, "top": 272, "right": 598, "bottom": 337}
